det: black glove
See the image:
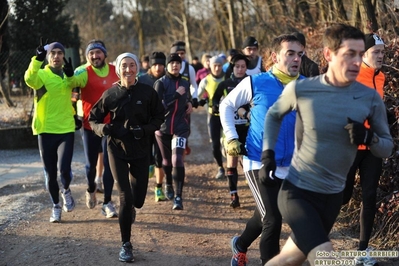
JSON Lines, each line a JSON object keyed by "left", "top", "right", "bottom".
{"left": 74, "top": 115, "right": 82, "bottom": 130}
{"left": 199, "top": 98, "right": 207, "bottom": 106}
{"left": 258, "top": 149, "right": 278, "bottom": 186}
{"left": 132, "top": 125, "right": 144, "bottom": 139}
{"left": 102, "top": 124, "right": 114, "bottom": 136}
{"left": 344, "top": 117, "right": 373, "bottom": 145}
{"left": 212, "top": 105, "right": 219, "bottom": 115}
{"left": 192, "top": 98, "right": 199, "bottom": 109}
{"left": 36, "top": 37, "right": 48, "bottom": 62}
{"left": 63, "top": 57, "right": 74, "bottom": 77}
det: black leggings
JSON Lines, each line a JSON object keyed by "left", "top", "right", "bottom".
{"left": 236, "top": 169, "right": 282, "bottom": 264}
{"left": 38, "top": 133, "right": 74, "bottom": 205}
{"left": 155, "top": 130, "right": 188, "bottom": 197}
{"left": 207, "top": 114, "right": 223, "bottom": 168}
{"left": 342, "top": 149, "right": 382, "bottom": 250}
{"left": 278, "top": 180, "right": 343, "bottom": 256}
{"left": 107, "top": 150, "right": 149, "bottom": 244}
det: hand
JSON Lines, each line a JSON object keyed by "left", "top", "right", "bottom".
{"left": 176, "top": 86, "right": 186, "bottom": 95}
{"left": 63, "top": 57, "right": 74, "bottom": 77}
{"left": 186, "top": 102, "right": 193, "bottom": 114}
{"left": 344, "top": 117, "right": 373, "bottom": 145}
{"left": 74, "top": 115, "right": 82, "bottom": 130}
{"left": 212, "top": 105, "right": 219, "bottom": 115}
{"left": 192, "top": 98, "right": 199, "bottom": 109}
{"left": 259, "top": 150, "right": 277, "bottom": 186}
{"left": 102, "top": 124, "right": 114, "bottom": 136}
{"left": 226, "top": 139, "right": 246, "bottom": 156}
{"left": 36, "top": 37, "right": 48, "bottom": 62}
{"left": 199, "top": 98, "right": 207, "bottom": 107}
{"left": 132, "top": 126, "right": 144, "bottom": 139}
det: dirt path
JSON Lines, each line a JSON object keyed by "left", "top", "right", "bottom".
{"left": 0, "top": 108, "right": 397, "bottom": 266}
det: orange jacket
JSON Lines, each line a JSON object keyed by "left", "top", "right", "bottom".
{"left": 356, "top": 62, "right": 385, "bottom": 150}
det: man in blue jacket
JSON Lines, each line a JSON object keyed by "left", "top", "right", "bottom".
{"left": 219, "top": 34, "right": 305, "bottom": 266}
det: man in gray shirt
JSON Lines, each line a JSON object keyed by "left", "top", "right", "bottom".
{"left": 262, "top": 24, "right": 393, "bottom": 266}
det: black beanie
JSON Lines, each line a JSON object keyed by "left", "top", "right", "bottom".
{"left": 365, "top": 33, "right": 384, "bottom": 51}
{"left": 242, "top": 36, "right": 258, "bottom": 48}
{"left": 167, "top": 53, "right": 182, "bottom": 64}
{"left": 291, "top": 32, "right": 306, "bottom": 47}
{"left": 150, "top": 52, "right": 166, "bottom": 66}
{"left": 170, "top": 41, "right": 186, "bottom": 53}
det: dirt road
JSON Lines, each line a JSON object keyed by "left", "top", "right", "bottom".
{"left": 0, "top": 108, "right": 397, "bottom": 266}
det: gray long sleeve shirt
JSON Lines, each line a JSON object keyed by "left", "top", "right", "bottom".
{"left": 263, "top": 74, "right": 393, "bottom": 194}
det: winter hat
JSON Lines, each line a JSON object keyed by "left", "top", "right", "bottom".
{"left": 218, "top": 53, "right": 227, "bottom": 60}
{"left": 85, "top": 40, "right": 107, "bottom": 57}
{"left": 170, "top": 41, "right": 186, "bottom": 53}
{"left": 150, "top": 52, "right": 166, "bottom": 66}
{"left": 242, "top": 36, "right": 258, "bottom": 48}
{"left": 46, "top": 42, "right": 65, "bottom": 56}
{"left": 227, "top": 48, "right": 240, "bottom": 57}
{"left": 291, "top": 32, "right": 306, "bottom": 47}
{"left": 167, "top": 53, "right": 182, "bottom": 65}
{"left": 115, "top": 52, "right": 140, "bottom": 77}
{"left": 365, "top": 33, "right": 385, "bottom": 51}
{"left": 209, "top": 56, "right": 224, "bottom": 65}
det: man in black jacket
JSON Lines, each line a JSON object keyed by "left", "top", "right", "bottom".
{"left": 291, "top": 31, "right": 320, "bottom": 77}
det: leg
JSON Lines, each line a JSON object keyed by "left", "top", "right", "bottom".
{"left": 209, "top": 115, "right": 224, "bottom": 179}
{"left": 342, "top": 150, "right": 364, "bottom": 205}
{"left": 129, "top": 156, "right": 150, "bottom": 209}
{"left": 82, "top": 129, "right": 102, "bottom": 193}
{"left": 226, "top": 155, "right": 239, "bottom": 208}
{"left": 58, "top": 132, "right": 74, "bottom": 190}
{"left": 171, "top": 131, "right": 189, "bottom": 210}
{"left": 102, "top": 138, "right": 114, "bottom": 204}
{"left": 358, "top": 151, "right": 382, "bottom": 250}
{"left": 38, "top": 134, "right": 60, "bottom": 205}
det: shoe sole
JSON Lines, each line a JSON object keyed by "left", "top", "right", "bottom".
{"left": 172, "top": 205, "right": 183, "bottom": 210}
{"left": 119, "top": 257, "right": 134, "bottom": 262}
{"left": 101, "top": 210, "right": 117, "bottom": 218}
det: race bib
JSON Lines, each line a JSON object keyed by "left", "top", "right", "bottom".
{"left": 172, "top": 137, "right": 187, "bottom": 150}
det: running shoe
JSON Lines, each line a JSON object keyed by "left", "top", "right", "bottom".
{"left": 354, "top": 247, "right": 379, "bottom": 266}
{"left": 149, "top": 164, "right": 155, "bottom": 178}
{"left": 215, "top": 167, "right": 225, "bottom": 179}
{"left": 49, "top": 204, "right": 62, "bottom": 223}
{"left": 165, "top": 184, "right": 175, "bottom": 200}
{"left": 172, "top": 196, "right": 183, "bottom": 210}
{"left": 101, "top": 202, "right": 117, "bottom": 218}
{"left": 95, "top": 177, "right": 104, "bottom": 193}
{"left": 231, "top": 236, "right": 248, "bottom": 266}
{"left": 85, "top": 190, "right": 97, "bottom": 209}
{"left": 230, "top": 194, "right": 240, "bottom": 208}
{"left": 119, "top": 242, "right": 134, "bottom": 262}
{"left": 61, "top": 188, "right": 75, "bottom": 212}
{"left": 155, "top": 187, "right": 166, "bottom": 202}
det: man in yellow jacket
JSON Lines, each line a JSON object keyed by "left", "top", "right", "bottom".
{"left": 24, "top": 39, "right": 76, "bottom": 223}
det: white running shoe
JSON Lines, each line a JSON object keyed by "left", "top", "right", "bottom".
{"left": 49, "top": 204, "right": 62, "bottom": 223}
{"left": 101, "top": 202, "right": 117, "bottom": 218}
{"left": 85, "top": 190, "right": 97, "bottom": 209}
{"left": 354, "top": 247, "right": 379, "bottom": 266}
{"left": 95, "top": 177, "right": 104, "bottom": 193}
{"left": 61, "top": 188, "right": 75, "bottom": 212}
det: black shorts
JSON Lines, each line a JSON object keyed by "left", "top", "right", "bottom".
{"left": 278, "top": 180, "right": 343, "bottom": 256}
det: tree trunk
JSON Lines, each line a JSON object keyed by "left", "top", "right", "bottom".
{"left": 182, "top": 0, "right": 192, "bottom": 63}
{"left": 134, "top": 0, "right": 145, "bottom": 59}
{"left": 227, "top": 0, "right": 236, "bottom": 49}
{"left": 332, "top": 0, "right": 348, "bottom": 21}
{"left": 358, "top": 0, "right": 378, "bottom": 32}
{"left": 297, "top": 0, "right": 315, "bottom": 26}
{"left": 0, "top": 73, "right": 15, "bottom": 108}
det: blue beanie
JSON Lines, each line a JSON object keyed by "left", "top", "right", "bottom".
{"left": 85, "top": 41, "right": 107, "bottom": 57}
{"left": 46, "top": 42, "right": 65, "bottom": 56}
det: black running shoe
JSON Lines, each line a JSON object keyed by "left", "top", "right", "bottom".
{"left": 172, "top": 196, "right": 183, "bottom": 210}
{"left": 230, "top": 195, "right": 240, "bottom": 208}
{"left": 119, "top": 242, "right": 134, "bottom": 262}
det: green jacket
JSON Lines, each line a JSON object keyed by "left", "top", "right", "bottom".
{"left": 24, "top": 56, "right": 75, "bottom": 135}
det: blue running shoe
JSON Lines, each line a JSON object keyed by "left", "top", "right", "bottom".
{"left": 231, "top": 236, "right": 248, "bottom": 266}
{"left": 119, "top": 242, "right": 134, "bottom": 262}
{"left": 172, "top": 196, "right": 183, "bottom": 210}
{"left": 165, "top": 184, "right": 174, "bottom": 200}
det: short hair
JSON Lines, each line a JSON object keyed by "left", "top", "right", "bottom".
{"left": 323, "top": 23, "right": 365, "bottom": 53}
{"left": 270, "top": 34, "right": 302, "bottom": 54}
{"left": 201, "top": 53, "right": 212, "bottom": 65}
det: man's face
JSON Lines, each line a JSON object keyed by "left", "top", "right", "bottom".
{"left": 324, "top": 39, "right": 364, "bottom": 86}
{"left": 177, "top": 51, "right": 186, "bottom": 61}
{"left": 150, "top": 64, "right": 165, "bottom": 78}
{"left": 167, "top": 61, "right": 181, "bottom": 76}
{"left": 210, "top": 63, "right": 222, "bottom": 76}
{"left": 273, "top": 41, "right": 304, "bottom": 77}
{"left": 48, "top": 49, "right": 64, "bottom": 69}
{"left": 142, "top": 60, "right": 149, "bottom": 70}
{"left": 87, "top": 48, "right": 106, "bottom": 68}
{"left": 243, "top": 46, "right": 258, "bottom": 60}
{"left": 363, "top": 44, "right": 384, "bottom": 70}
